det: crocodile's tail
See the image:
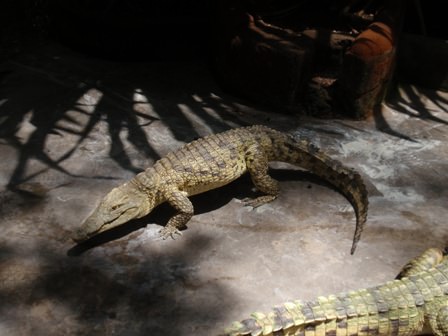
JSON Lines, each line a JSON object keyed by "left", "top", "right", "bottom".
{"left": 262, "top": 128, "right": 368, "bottom": 254}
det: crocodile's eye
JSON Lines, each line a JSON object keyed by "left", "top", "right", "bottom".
{"left": 111, "top": 205, "right": 120, "bottom": 211}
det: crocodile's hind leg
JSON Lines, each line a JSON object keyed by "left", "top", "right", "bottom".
{"left": 242, "top": 144, "right": 280, "bottom": 208}
{"left": 396, "top": 247, "right": 446, "bottom": 279}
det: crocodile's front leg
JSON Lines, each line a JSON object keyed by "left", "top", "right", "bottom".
{"left": 159, "top": 189, "right": 193, "bottom": 239}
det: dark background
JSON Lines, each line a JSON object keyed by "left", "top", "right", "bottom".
{"left": 1, "top": 0, "right": 446, "bottom": 62}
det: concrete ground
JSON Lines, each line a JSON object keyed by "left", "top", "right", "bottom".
{"left": 0, "top": 43, "right": 447, "bottom": 336}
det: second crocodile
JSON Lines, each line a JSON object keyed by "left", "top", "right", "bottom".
{"left": 224, "top": 247, "right": 448, "bottom": 336}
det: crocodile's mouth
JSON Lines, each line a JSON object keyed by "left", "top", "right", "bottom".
{"left": 72, "top": 207, "right": 139, "bottom": 243}
{"left": 72, "top": 221, "right": 104, "bottom": 243}
{"left": 72, "top": 227, "right": 98, "bottom": 243}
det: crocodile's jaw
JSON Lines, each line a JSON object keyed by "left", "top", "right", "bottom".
{"left": 72, "top": 206, "right": 140, "bottom": 242}
{"left": 72, "top": 183, "right": 153, "bottom": 243}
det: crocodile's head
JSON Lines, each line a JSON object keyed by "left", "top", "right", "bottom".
{"left": 72, "top": 182, "right": 154, "bottom": 243}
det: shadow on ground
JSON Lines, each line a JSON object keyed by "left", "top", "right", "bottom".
{"left": 0, "top": 44, "right": 245, "bottom": 190}
{"left": 374, "top": 83, "right": 448, "bottom": 141}
{"left": 0, "top": 233, "right": 234, "bottom": 335}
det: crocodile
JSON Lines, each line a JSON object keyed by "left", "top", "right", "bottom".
{"left": 72, "top": 125, "right": 368, "bottom": 254}
{"left": 224, "top": 247, "right": 448, "bottom": 336}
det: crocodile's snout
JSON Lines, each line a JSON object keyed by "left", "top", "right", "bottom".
{"left": 72, "top": 216, "right": 100, "bottom": 243}
{"left": 72, "top": 227, "right": 91, "bottom": 243}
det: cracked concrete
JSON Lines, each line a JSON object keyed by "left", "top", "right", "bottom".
{"left": 0, "top": 42, "right": 447, "bottom": 336}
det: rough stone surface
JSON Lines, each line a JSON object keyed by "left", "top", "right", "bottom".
{"left": 1, "top": 42, "right": 447, "bottom": 336}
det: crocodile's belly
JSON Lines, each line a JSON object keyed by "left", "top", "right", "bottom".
{"left": 184, "top": 178, "right": 239, "bottom": 196}
{"left": 182, "top": 164, "right": 247, "bottom": 196}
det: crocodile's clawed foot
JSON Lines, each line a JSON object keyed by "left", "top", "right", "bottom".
{"left": 159, "top": 227, "right": 183, "bottom": 240}
{"left": 242, "top": 195, "right": 277, "bottom": 208}
{"left": 242, "top": 197, "right": 260, "bottom": 208}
